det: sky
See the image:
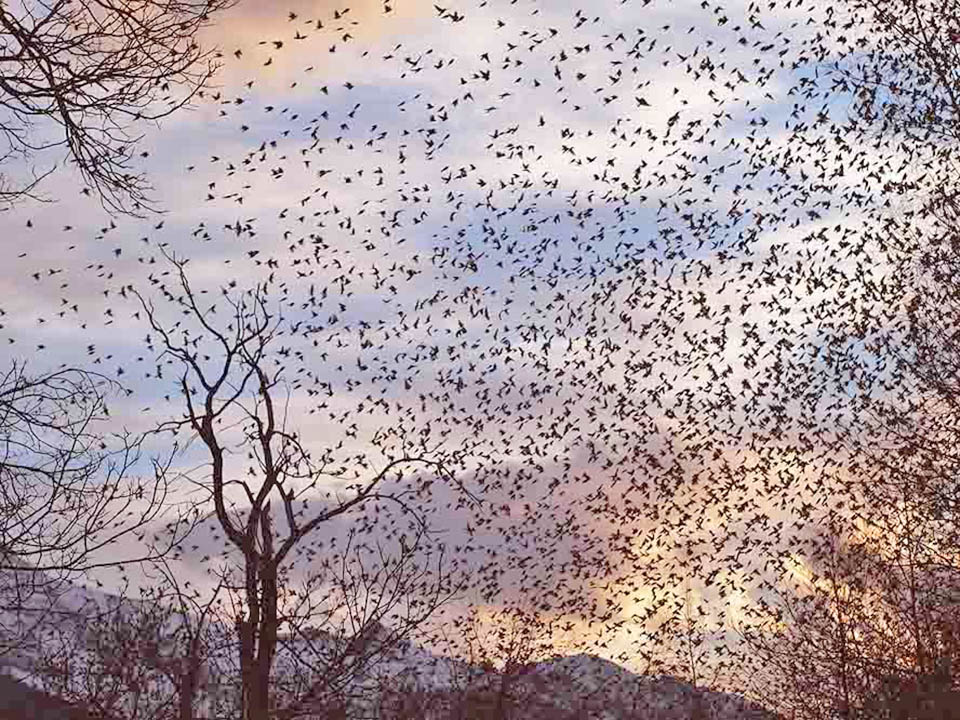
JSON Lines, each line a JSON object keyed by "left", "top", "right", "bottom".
{"left": 0, "top": 0, "right": 932, "bottom": 692}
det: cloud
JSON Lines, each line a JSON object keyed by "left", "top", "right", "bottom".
{"left": 199, "top": 0, "right": 435, "bottom": 91}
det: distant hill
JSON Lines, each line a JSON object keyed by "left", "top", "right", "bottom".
{"left": 368, "top": 650, "right": 775, "bottom": 720}
{"left": 0, "top": 573, "right": 776, "bottom": 719}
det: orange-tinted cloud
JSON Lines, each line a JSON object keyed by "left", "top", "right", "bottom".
{"left": 200, "top": 0, "right": 434, "bottom": 89}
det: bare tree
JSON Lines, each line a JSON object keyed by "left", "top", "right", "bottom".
{"left": 32, "top": 562, "right": 234, "bottom": 720}
{"left": 138, "top": 558, "right": 235, "bottom": 720}
{"left": 0, "top": 0, "right": 235, "bottom": 214}
{"left": 0, "top": 359, "right": 190, "bottom": 653}
{"left": 437, "top": 606, "right": 563, "bottom": 720}
{"left": 135, "top": 253, "right": 466, "bottom": 720}
{"left": 738, "top": 517, "right": 960, "bottom": 720}
{"left": 271, "top": 523, "right": 456, "bottom": 719}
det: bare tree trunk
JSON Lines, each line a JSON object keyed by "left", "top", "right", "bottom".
{"left": 238, "top": 616, "right": 256, "bottom": 720}
{"left": 241, "top": 597, "right": 278, "bottom": 720}
{"left": 239, "top": 505, "right": 280, "bottom": 720}
{"left": 496, "top": 673, "right": 509, "bottom": 720}
{"left": 178, "top": 674, "right": 196, "bottom": 720}
{"left": 178, "top": 637, "right": 204, "bottom": 720}
{"left": 255, "top": 562, "right": 279, "bottom": 720}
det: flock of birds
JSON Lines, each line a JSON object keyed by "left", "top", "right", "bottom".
{"left": 1, "top": 0, "right": 947, "bottom": 702}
